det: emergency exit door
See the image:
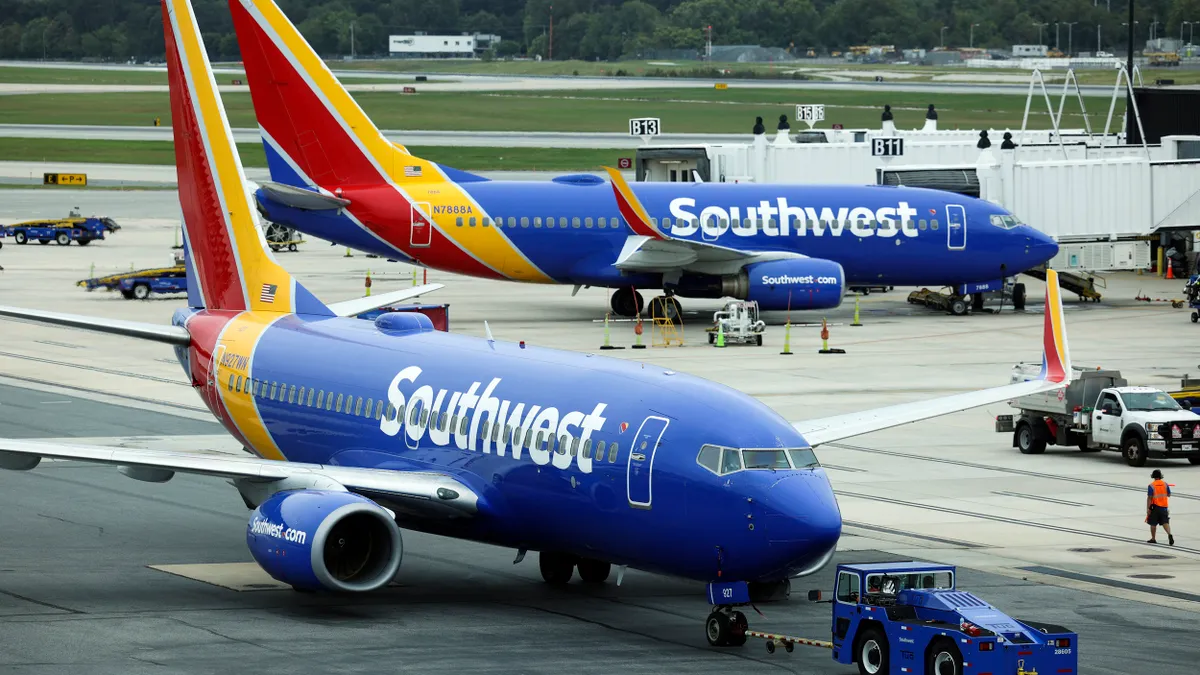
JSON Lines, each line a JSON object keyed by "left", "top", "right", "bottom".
{"left": 946, "top": 204, "right": 966, "bottom": 250}
{"left": 411, "top": 203, "right": 432, "bottom": 248}
{"left": 627, "top": 416, "right": 669, "bottom": 509}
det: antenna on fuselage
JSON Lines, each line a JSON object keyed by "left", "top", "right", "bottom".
{"left": 691, "top": 169, "right": 704, "bottom": 183}
{"left": 484, "top": 321, "right": 495, "bottom": 349}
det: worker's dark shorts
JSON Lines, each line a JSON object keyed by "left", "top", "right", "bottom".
{"left": 1149, "top": 506, "right": 1171, "bottom": 525}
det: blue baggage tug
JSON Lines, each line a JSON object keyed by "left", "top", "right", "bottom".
{"left": 707, "top": 561, "right": 1078, "bottom": 675}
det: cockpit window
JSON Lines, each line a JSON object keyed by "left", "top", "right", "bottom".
{"left": 697, "top": 444, "right": 721, "bottom": 474}
{"left": 720, "top": 448, "right": 743, "bottom": 474}
{"left": 699, "top": 445, "right": 821, "bottom": 475}
{"left": 989, "top": 214, "right": 1021, "bottom": 229}
{"left": 789, "top": 448, "right": 820, "bottom": 468}
{"left": 742, "top": 449, "right": 791, "bottom": 470}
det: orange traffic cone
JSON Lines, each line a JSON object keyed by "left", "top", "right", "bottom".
{"left": 1167, "top": 263, "right": 1175, "bottom": 280}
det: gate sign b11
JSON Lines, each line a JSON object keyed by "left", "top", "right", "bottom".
{"left": 795, "top": 104, "right": 825, "bottom": 123}
{"left": 629, "top": 118, "right": 661, "bottom": 136}
{"left": 871, "top": 137, "right": 904, "bottom": 157}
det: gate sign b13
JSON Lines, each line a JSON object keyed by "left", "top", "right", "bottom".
{"left": 795, "top": 104, "right": 825, "bottom": 122}
{"left": 872, "top": 137, "right": 904, "bottom": 157}
{"left": 629, "top": 118, "right": 661, "bottom": 136}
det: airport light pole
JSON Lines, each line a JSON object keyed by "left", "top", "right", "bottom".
{"left": 1034, "top": 22, "right": 1048, "bottom": 46}
{"left": 1054, "top": 22, "right": 1061, "bottom": 50}
{"left": 941, "top": 26, "right": 947, "bottom": 48}
{"left": 1066, "top": 21, "right": 1078, "bottom": 55}
{"left": 1150, "top": 19, "right": 1159, "bottom": 41}
{"left": 349, "top": 20, "right": 355, "bottom": 59}
{"left": 970, "top": 23, "right": 980, "bottom": 48}
{"left": 1097, "top": 24, "right": 1102, "bottom": 51}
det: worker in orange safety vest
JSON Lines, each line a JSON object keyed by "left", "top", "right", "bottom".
{"left": 1147, "top": 469, "right": 1175, "bottom": 546}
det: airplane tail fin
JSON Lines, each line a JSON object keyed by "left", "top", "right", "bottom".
{"left": 163, "top": 0, "right": 331, "bottom": 316}
{"left": 229, "top": 0, "right": 448, "bottom": 190}
{"left": 1040, "top": 270, "right": 1071, "bottom": 383}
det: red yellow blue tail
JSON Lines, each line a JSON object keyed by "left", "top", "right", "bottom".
{"left": 163, "top": 0, "right": 330, "bottom": 316}
{"left": 1040, "top": 270, "right": 1071, "bottom": 383}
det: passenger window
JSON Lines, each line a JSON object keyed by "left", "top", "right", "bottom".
{"left": 298, "top": 386, "right": 305, "bottom": 403}
{"left": 697, "top": 444, "right": 721, "bottom": 474}
{"left": 584, "top": 217, "right": 593, "bottom": 228}
{"left": 595, "top": 440, "right": 606, "bottom": 460}
{"left": 572, "top": 217, "right": 580, "bottom": 228}
{"left": 481, "top": 420, "right": 491, "bottom": 438}
{"left": 520, "top": 217, "right": 529, "bottom": 228}
{"left": 523, "top": 428, "right": 534, "bottom": 449}
{"left": 237, "top": 375, "right": 244, "bottom": 393}
{"left": 931, "top": 219, "right": 939, "bottom": 230}
{"left": 918, "top": 219, "right": 927, "bottom": 230}
{"left": 227, "top": 374, "right": 235, "bottom": 391}
{"left": 316, "top": 390, "right": 324, "bottom": 408}
{"left": 837, "top": 571, "right": 861, "bottom": 603}
{"left": 459, "top": 415, "right": 469, "bottom": 435}
{"left": 354, "top": 397, "right": 363, "bottom": 417}
{"left": 252, "top": 380, "right": 260, "bottom": 396}
{"left": 269, "top": 382, "right": 278, "bottom": 400}
{"left": 558, "top": 435, "right": 570, "bottom": 454}
{"left": 375, "top": 400, "right": 384, "bottom": 419}
{"left": 533, "top": 217, "right": 542, "bottom": 228}
{"left": 720, "top": 448, "right": 743, "bottom": 474}
{"left": 582, "top": 439, "right": 593, "bottom": 459}
{"left": 493, "top": 423, "right": 502, "bottom": 443}
{"left": 385, "top": 402, "right": 395, "bottom": 420}
{"left": 481, "top": 217, "right": 490, "bottom": 227}
{"left": 508, "top": 217, "right": 516, "bottom": 227}
{"left": 608, "top": 443, "right": 618, "bottom": 463}
{"left": 420, "top": 409, "right": 429, "bottom": 426}
{"left": 439, "top": 412, "right": 448, "bottom": 431}
{"left": 570, "top": 437, "right": 579, "bottom": 456}
{"left": 335, "top": 393, "right": 344, "bottom": 413}
{"left": 456, "top": 217, "right": 463, "bottom": 227}
{"left": 660, "top": 217, "right": 671, "bottom": 229}
{"left": 409, "top": 405, "right": 420, "bottom": 426}
{"left": 468, "top": 217, "right": 476, "bottom": 227}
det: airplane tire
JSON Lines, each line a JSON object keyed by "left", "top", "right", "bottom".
{"left": 1012, "top": 283, "right": 1027, "bottom": 311}
{"left": 949, "top": 298, "right": 968, "bottom": 316}
{"left": 538, "top": 551, "right": 575, "bottom": 585}
{"left": 705, "top": 611, "right": 732, "bottom": 647}
{"left": 610, "top": 287, "right": 644, "bottom": 317}
{"left": 577, "top": 558, "right": 611, "bottom": 583}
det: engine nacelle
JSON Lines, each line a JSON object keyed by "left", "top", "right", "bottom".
{"left": 246, "top": 490, "right": 402, "bottom": 592}
{"left": 675, "top": 258, "right": 845, "bottom": 311}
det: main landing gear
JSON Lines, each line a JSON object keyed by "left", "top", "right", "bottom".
{"left": 610, "top": 287, "right": 682, "bottom": 320}
{"left": 538, "top": 551, "right": 613, "bottom": 584}
{"left": 706, "top": 608, "right": 749, "bottom": 647}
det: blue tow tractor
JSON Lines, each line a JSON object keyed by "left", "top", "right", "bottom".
{"left": 707, "top": 561, "right": 1078, "bottom": 675}
{"left": 1, "top": 210, "right": 120, "bottom": 247}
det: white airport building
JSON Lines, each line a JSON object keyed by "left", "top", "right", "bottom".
{"left": 388, "top": 33, "right": 501, "bottom": 58}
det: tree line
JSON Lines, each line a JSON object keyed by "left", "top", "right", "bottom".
{"left": 0, "top": 0, "right": 1194, "bottom": 62}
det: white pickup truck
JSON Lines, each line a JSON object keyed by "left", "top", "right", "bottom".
{"left": 997, "top": 366, "right": 1200, "bottom": 466}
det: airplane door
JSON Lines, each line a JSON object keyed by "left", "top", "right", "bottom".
{"left": 946, "top": 204, "right": 967, "bottom": 250}
{"left": 627, "top": 416, "right": 669, "bottom": 509}
{"left": 410, "top": 203, "right": 432, "bottom": 248}
{"left": 207, "top": 345, "right": 226, "bottom": 421}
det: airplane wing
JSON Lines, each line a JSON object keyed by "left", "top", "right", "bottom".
{"left": 794, "top": 271, "right": 1072, "bottom": 447}
{"left": 0, "top": 438, "right": 478, "bottom": 519}
{"left": 0, "top": 305, "right": 191, "bottom": 345}
{"left": 326, "top": 283, "right": 445, "bottom": 318}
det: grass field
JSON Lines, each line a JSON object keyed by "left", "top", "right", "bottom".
{"left": 0, "top": 87, "right": 1114, "bottom": 133}
{"left": 0, "top": 138, "right": 627, "bottom": 172}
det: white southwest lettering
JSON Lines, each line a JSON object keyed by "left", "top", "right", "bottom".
{"left": 667, "top": 197, "right": 921, "bottom": 239}
{"left": 380, "top": 367, "right": 607, "bottom": 474}
{"left": 761, "top": 274, "right": 840, "bottom": 285}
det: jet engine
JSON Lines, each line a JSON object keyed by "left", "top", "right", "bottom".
{"left": 674, "top": 258, "right": 845, "bottom": 311}
{"left": 246, "top": 490, "right": 402, "bottom": 592}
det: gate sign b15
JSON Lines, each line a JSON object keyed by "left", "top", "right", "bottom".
{"left": 629, "top": 118, "right": 661, "bottom": 136}
{"left": 795, "top": 104, "right": 825, "bottom": 122}
{"left": 871, "top": 137, "right": 904, "bottom": 157}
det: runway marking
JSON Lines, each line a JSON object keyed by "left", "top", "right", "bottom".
{"left": 38, "top": 400, "right": 72, "bottom": 405}
{"left": 34, "top": 340, "right": 81, "bottom": 349}
{"left": 0, "top": 587, "right": 83, "bottom": 615}
{"left": 0, "top": 372, "right": 207, "bottom": 414}
{"left": 1021, "top": 565, "right": 1200, "bottom": 605}
{"left": 843, "top": 520, "right": 986, "bottom": 549}
{"left": 992, "top": 490, "right": 1090, "bottom": 507}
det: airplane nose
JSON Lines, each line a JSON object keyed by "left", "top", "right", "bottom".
{"left": 764, "top": 471, "right": 842, "bottom": 577}
{"left": 1027, "top": 229, "right": 1059, "bottom": 265}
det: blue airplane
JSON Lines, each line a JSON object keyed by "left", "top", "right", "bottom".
{"left": 0, "top": 0, "right": 1073, "bottom": 649}
{"left": 229, "top": 0, "right": 1059, "bottom": 318}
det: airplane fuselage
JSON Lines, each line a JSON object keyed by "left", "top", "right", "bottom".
{"left": 257, "top": 175, "right": 1059, "bottom": 291}
{"left": 175, "top": 307, "right": 842, "bottom": 583}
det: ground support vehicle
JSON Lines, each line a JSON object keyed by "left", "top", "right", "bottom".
{"left": 907, "top": 278, "right": 1029, "bottom": 316}
{"left": 2, "top": 213, "right": 118, "bottom": 246}
{"left": 1186, "top": 274, "right": 1200, "bottom": 322}
{"left": 79, "top": 266, "right": 188, "bottom": 299}
{"left": 706, "top": 300, "right": 765, "bottom": 345}
{"left": 999, "top": 366, "right": 1200, "bottom": 466}
{"left": 263, "top": 222, "right": 305, "bottom": 252}
{"left": 705, "top": 562, "right": 1079, "bottom": 675}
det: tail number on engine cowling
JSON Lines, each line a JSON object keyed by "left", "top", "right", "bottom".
{"left": 379, "top": 366, "right": 608, "bottom": 474}
{"left": 668, "top": 198, "right": 920, "bottom": 239}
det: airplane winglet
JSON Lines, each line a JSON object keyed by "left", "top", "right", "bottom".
{"left": 604, "top": 166, "right": 665, "bottom": 240}
{"left": 1040, "top": 270, "right": 1071, "bottom": 383}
